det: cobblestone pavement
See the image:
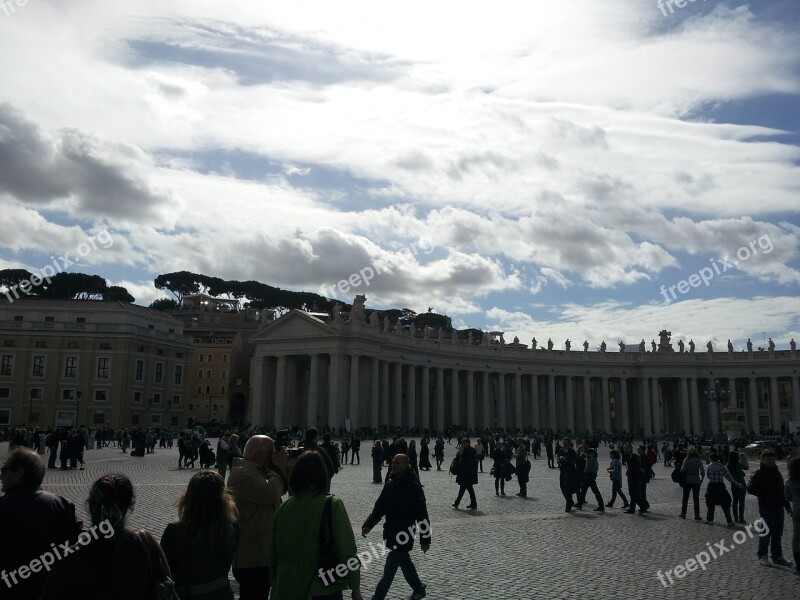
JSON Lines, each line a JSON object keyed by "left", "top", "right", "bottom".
{"left": 3, "top": 441, "right": 798, "bottom": 598}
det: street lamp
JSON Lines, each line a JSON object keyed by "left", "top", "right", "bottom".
{"left": 28, "top": 389, "right": 35, "bottom": 425}
{"left": 75, "top": 391, "right": 82, "bottom": 428}
{"left": 704, "top": 380, "right": 731, "bottom": 436}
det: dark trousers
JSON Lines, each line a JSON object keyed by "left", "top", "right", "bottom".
{"left": 638, "top": 481, "right": 650, "bottom": 510}
{"left": 706, "top": 482, "right": 733, "bottom": 523}
{"left": 233, "top": 566, "right": 270, "bottom": 600}
{"left": 47, "top": 448, "right": 57, "bottom": 468}
{"left": 547, "top": 453, "right": 555, "bottom": 468}
{"left": 731, "top": 487, "right": 746, "bottom": 520}
{"left": 627, "top": 478, "right": 641, "bottom": 510}
{"left": 517, "top": 475, "right": 527, "bottom": 496}
{"left": 681, "top": 483, "right": 701, "bottom": 517}
{"left": 454, "top": 485, "right": 477, "bottom": 507}
{"left": 353, "top": 450, "right": 360, "bottom": 464}
{"left": 373, "top": 549, "right": 424, "bottom": 600}
{"left": 494, "top": 473, "right": 505, "bottom": 494}
{"left": 757, "top": 505, "right": 785, "bottom": 559}
{"left": 373, "top": 461, "right": 382, "bottom": 482}
{"left": 560, "top": 474, "right": 575, "bottom": 509}
{"left": 578, "top": 473, "right": 603, "bottom": 506}
{"left": 477, "top": 456, "right": 484, "bottom": 472}
{"left": 608, "top": 479, "right": 628, "bottom": 506}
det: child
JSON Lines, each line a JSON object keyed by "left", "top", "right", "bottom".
{"left": 605, "top": 449, "right": 629, "bottom": 509}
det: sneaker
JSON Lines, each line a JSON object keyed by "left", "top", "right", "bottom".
{"left": 623, "top": 509, "right": 636, "bottom": 514}
{"left": 771, "top": 557, "right": 793, "bottom": 568}
{"left": 694, "top": 515, "right": 703, "bottom": 521}
{"left": 605, "top": 503, "right": 614, "bottom": 508}
{"left": 408, "top": 583, "right": 427, "bottom": 599}
{"left": 758, "top": 555, "right": 770, "bottom": 566}
{"left": 593, "top": 506, "right": 605, "bottom": 512}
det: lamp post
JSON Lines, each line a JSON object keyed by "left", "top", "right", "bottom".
{"left": 704, "top": 380, "right": 731, "bottom": 436}
{"left": 75, "top": 391, "right": 82, "bottom": 428}
{"left": 28, "top": 389, "right": 35, "bottom": 426}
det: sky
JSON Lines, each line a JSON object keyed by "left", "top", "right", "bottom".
{"left": 0, "top": 0, "right": 798, "bottom": 351}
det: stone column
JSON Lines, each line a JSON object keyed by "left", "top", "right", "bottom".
{"left": 619, "top": 377, "right": 629, "bottom": 433}
{"left": 452, "top": 369, "right": 461, "bottom": 426}
{"left": 548, "top": 375, "right": 557, "bottom": 429}
{"left": 328, "top": 355, "right": 342, "bottom": 428}
{"left": 748, "top": 377, "right": 760, "bottom": 435}
{"left": 601, "top": 377, "right": 611, "bottom": 433}
{"left": 371, "top": 358, "right": 380, "bottom": 429}
{"left": 514, "top": 372, "right": 523, "bottom": 430}
{"left": 482, "top": 371, "right": 491, "bottom": 429}
{"left": 393, "top": 362, "right": 403, "bottom": 426}
{"left": 723, "top": 377, "right": 736, "bottom": 409}
{"left": 680, "top": 378, "right": 690, "bottom": 435}
{"left": 380, "top": 360, "right": 389, "bottom": 426}
{"left": 530, "top": 375, "right": 540, "bottom": 429}
{"left": 651, "top": 378, "right": 661, "bottom": 436}
{"left": 640, "top": 378, "right": 652, "bottom": 437}
{"left": 689, "top": 378, "right": 700, "bottom": 434}
{"left": 348, "top": 355, "right": 359, "bottom": 429}
{"left": 435, "top": 368, "right": 445, "bottom": 432}
{"left": 308, "top": 354, "right": 320, "bottom": 428}
{"left": 421, "top": 366, "right": 430, "bottom": 430}
{"left": 274, "top": 355, "right": 287, "bottom": 428}
{"left": 565, "top": 377, "right": 575, "bottom": 433}
{"left": 582, "top": 377, "right": 592, "bottom": 432}
{"left": 497, "top": 373, "right": 507, "bottom": 430}
{"left": 792, "top": 376, "right": 800, "bottom": 424}
{"left": 707, "top": 382, "right": 719, "bottom": 435}
{"left": 769, "top": 377, "right": 781, "bottom": 432}
{"left": 250, "top": 355, "right": 267, "bottom": 425}
{"left": 407, "top": 365, "right": 416, "bottom": 427}
{"left": 465, "top": 370, "right": 475, "bottom": 430}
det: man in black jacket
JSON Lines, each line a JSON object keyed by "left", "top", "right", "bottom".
{"left": 363, "top": 454, "right": 431, "bottom": 600}
{"left": 747, "top": 450, "right": 793, "bottom": 567}
{"left": 452, "top": 437, "right": 479, "bottom": 509}
{"left": 0, "top": 449, "right": 82, "bottom": 600}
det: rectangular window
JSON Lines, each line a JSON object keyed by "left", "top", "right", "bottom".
{"left": 0, "top": 387, "right": 9, "bottom": 399}
{"left": 34, "top": 341, "right": 47, "bottom": 348}
{"left": 64, "top": 357, "right": 78, "bottom": 379}
{"left": 96, "top": 358, "right": 110, "bottom": 379}
{"left": 171, "top": 394, "right": 181, "bottom": 406}
{"left": 137, "top": 345, "right": 144, "bottom": 353}
{"left": 45, "top": 316, "right": 55, "bottom": 322}
{"left": 3, "top": 341, "right": 13, "bottom": 347}
{"left": 135, "top": 360, "right": 144, "bottom": 382}
{"left": 13, "top": 315, "right": 23, "bottom": 322}
{"left": 99, "top": 343, "right": 112, "bottom": 350}
{"left": 76, "top": 317, "right": 86, "bottom": 324}
{"left": 133, "top": 391, "right": 142, "bottom": 404}
{"left": 30, "top": 388, "right": 43, "bottom": 400}
{"left": 173, "top": 365, "right": 183, "bottom": 385}
{"left": 154, "top": 363, "right": 164, "bottom": 384}
{"left": 93, "top": 412, "right": 105, "bottom": 424}
{"left": 67, "top": 342, "right": 79, "bottom": 349}
{"left": 62, "top": 389, "right": 76, "bottom": 401}
{"left": 1, "top": 355, "right": 14, "bottom": 376}
{"left": 95, "top": 390, "right": 108, "bottom": 402}
{"left": 32, "top": 356, "right": 46, "bottom": 377}
{"left": 152, "top": 393, "right": 161, "bottom": 405}
{"left": 0, "top": 409, "right": 10, "bottom": 425}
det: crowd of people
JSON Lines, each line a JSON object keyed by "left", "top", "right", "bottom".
{"left": 1, "top": 426, "right": 798, "bottom": 600}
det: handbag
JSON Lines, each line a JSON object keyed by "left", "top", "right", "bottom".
{"left": 317, "top": 496, "right": 346, "bottom": 586}
{"left": 449, "top": 453, "right": 461, "bottom": 475}
{"left": 133, "top": 529, "right": 180, "bottom": 600}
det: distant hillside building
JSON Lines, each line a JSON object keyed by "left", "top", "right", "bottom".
{"left": 249, "top": 300, "right": 800, "bottom": 435}
{"left": 0, "top": 299, "right": 194, "bottom": 429}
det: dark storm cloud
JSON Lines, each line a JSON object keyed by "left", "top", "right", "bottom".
{"left": 0, "top": 104, "right": 170, "bottom": 220}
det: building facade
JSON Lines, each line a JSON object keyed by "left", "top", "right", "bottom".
{"left": 249, "top": 307, "right": 800, "bottom": 436}
{"left": 0, "top": 299, "right": 194, "bottom": 429}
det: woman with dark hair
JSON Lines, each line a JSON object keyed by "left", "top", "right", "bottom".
{"left": 270, "top": 451, "right": 363, "bottom": 600}
{"left": 41, "top": 474, "right": 156, "bottom": 599}
{"left": 161, "top": 470, "right": 239, "bottom": 599}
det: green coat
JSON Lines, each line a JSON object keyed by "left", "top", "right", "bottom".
{"left": 270, "top": 491, "right": 361, "bottom": 600}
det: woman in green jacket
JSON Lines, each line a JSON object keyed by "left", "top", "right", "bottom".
{"left": 271, "top": 451, "right": 364, "bottom": 600}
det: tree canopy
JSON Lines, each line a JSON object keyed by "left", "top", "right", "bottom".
{"left": 0, "top": 269, "right": 134, "bottom": 302}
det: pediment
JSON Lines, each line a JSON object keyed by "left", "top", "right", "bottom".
{"left": 250, "top": 310, "right": 336, "bottom": 342}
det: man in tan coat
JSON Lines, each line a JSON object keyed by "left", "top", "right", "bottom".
{"left": 227, "top": 435, "right": 288, "bottom": 599}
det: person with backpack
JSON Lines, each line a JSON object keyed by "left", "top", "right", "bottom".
{"left": 679, "top": 447, "right": 705, "bottom": 520}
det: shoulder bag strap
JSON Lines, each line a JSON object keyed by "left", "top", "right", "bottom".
{"left": 318, "top": 495, "right": 334, "bottom": 547}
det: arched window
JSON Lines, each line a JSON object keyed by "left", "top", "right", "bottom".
{"left": 205, "top": 385, "right": 211, "bottom": 395}
{"left": 220, "top": 385, "right": 226, "bottom": 394}
{"left": 208, "top": 354, "right": 213, "bottom": 362}
{"left": 197, "top": 369, "right": 203, "bottom": 378}
{"left": 199, "top": 354, "right": 204, "bottom": 363}
{"left": 221, "top": 370, "right": 227, "bottom": 379}
{"left": 206, "top": 369, "right": 212, "bottom": 379}
{"left": 223, "top": 354, "right": 228, "bottom": 363}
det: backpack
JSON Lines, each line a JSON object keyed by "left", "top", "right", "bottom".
{"left": 449, "top": 453, "right": 461, "bottom": 475}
